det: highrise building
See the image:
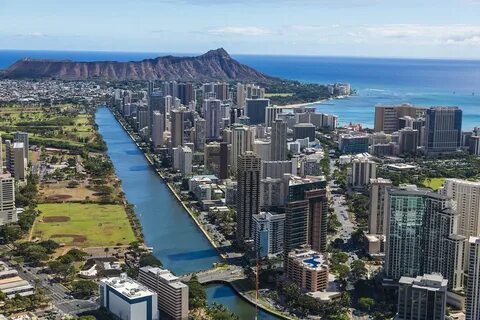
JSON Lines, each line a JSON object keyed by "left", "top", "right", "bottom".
{"left": 397, "top": 274, "right": 447, "bottom": 320}
{"left": 305, "top": 189, "right": 329, "bottom": 252}
{"left": 204, "top": 98, "right": 221, "bottom": 139}
{"left": 466, "top": 236, "right": 480, "bottom": 320}
{"left": 204, "top": 142, "right": 221, "bottom": 175}
{"left": 270, "top": 120, "right": 288, "bottom": 161}
{"left": 368, "top": 178, "right": 392, "bottom": 235}
{"left": 138, "top": 267, "right": 189, "bottom": 320}
{"left": 213, "top": 82, "right": 229, "bottom": 101}
{"left": 253, "top": 139, "right": 270, "bottom": 162}
{"left": 177, "top": 83, "right": 195, "bottom": 106}
{"left": 219, "top": 142, "right": 229, "bottom": 179}
{"left": 231, "top": 124, "right": 255, "bottom": 173}
{"left": 424, "top": 107, "right": 462, "bottom": 154}
{"left": 260, "top": 177, "right": 285, "bottom": 209}
{"left": 236, "top": 83, "right": 246, "bottom": 107}
{"left": 173, "top": 146, "right": 192, "bottom": 175}
{"left": 245, "top": 98, "right": 270, "bottom": 125}
{"left": 236, "top": 152, "right": 261, "bottom": 243}
{"left": 374, "top": 104, "right": 425, "bottom": 133}
{"left": 293, "top": 123, "right": 316, "bottom": 142}
{"left": 193, "top": 118, "right": 206, "bottom": 151}
{"left": 339, "top": 134, "right": 369, "bottom": 154}
{"left": 265, "top": 106, "right": 282, "bottom": 127}
{"left": 171, "top": 108, "right": 187, "bottom": 147}
{"left": 148, "top": 93, "right": 165, "bottom": 132}
{"left": 5, "top": 141, "right": 26, "bottom": 181}
{"left": 13, "top": 132, "right": 28, "bottom": 159}
{"left": 398, "top": 127, "right": 419, "bottom": 154}
{"left": 349, "top": 155, "right": 377, "bottom": 188}
{"left": 286, "top": 247, "right": 329, "bottom": 292}
{"left": 0, "top": 173, "right": 16, "bottom": 225}
{"left": 252, "top": 212, "right": 285, "bottom": 257}
{"left": 151, "top": 111, "right": 164, "bottom": 148}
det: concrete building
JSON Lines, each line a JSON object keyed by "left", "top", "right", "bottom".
{"left": 5, "top": 141, "right": 26, "bottom": 181}
{"left": 424, "top": 107, "right": 462, "bottom": 154}
{"left": 246, "top": 98, "right": 270, "bottom": 125}
{"left": 374, "top": 104, "right": 424, "bottom": 133}
{"left": 293, "top": 123, "right": 316, "bottom": 142}
{"left": 236, "top": 83, "right": 246, "bottom": 107}
{"left": 204, "top": 98, "right": 221, "bottom": 139}
{"left": 398, "top": 127, "right": 419, "bottom": 154}
{"left": 262, "top": 160, "right": 294, "bottom": 179}
{"left": 470, "top": 136, "right": 480, "bottom": 155}
{"left": 260, "top": 177, "right": 285, "bottom": 209}
{"left": 151, "top": 111, "right": 164, "bottom": 148}
{"left": 138, "top": 267, "right": 189, "bottom": 320}
{"left": 349, "top": 155, "right": 376, "bottom": 188}
{"left": 253, "top": 139, "right": 271, "bottom": 161}
{"left": 231, "top": 124, "right": 255, "bottom": 174}
{"left": 466, "top": 237, "right": 480, "bottom": 320}
{"left": 368, "top": 178, "right": 392, "bottom": 235}
{"left": 13, "top": 132, "right": 28, "bottom": 159}
{"left": 0, "top": 174, "right": 16, "bottom": 226}
{"left": 270, "top": 120, "right": 288, "bottom": 161}
{"left": 171, "top": 108, "right": 187, "bottom": 148}
{"left": 305, "top": 189, "right": 329, "bottom": 252}
{"left": 204, "top": 142, "right": 221, "bottom": 176}
{"left": 265, "top": 106, "right": 282, "bottom": 127}
{"left": 252, "top": 212, "right": 286, "bottom": 257}
{"left": 100, "top": 274, "right": 159, "bottom": 320}
{"left": 173, "top": 146, "right": 192, "bottom": 175}
{"left": 286, "top": 247, "right": 329, "bottom": 292}
{"left": 193, "top": 118, "right": 206, "bottom": 151}
{"left": 236, "top": 152, "right": 261, "bottom": 243}
{"left": 397, "top": 273, "right": 447, "bottom": 320}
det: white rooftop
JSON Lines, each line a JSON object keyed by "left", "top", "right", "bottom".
{"left": 102, "top": 274, "right": 154, "bottom": 299}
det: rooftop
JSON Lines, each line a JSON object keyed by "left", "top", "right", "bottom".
{"left": 289, "top": 249, "right": 328, "bottom": 271}
{"left": 101, "top": 274, "right": 155, "bottom": 299}
{"left": 140, "top": 266, "right": 187, "bottom": 289}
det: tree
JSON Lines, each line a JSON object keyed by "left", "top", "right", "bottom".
{"left": 72, "top": 280, "right": 98, "bottom": 298}
{"left": 350, "top": 260, "right": 368, "bottom": 281}
{"left": 139, "top": 254, "right": 162, "bottom": 267}
{"left": 208, "top": 303, "right": 240, "bottom": 320}
{"left": 104, "top": 247, "right": 109, "bottom": 257}
{"left": 358, "top": 297, "right": 375, "bottom": 312}
{"left": 187, "top": 275, "right": 206, "bottom": 309}
{"left": 79, "top": 317, "right": 96, "bottom": 320}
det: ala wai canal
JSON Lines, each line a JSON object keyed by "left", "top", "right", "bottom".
{"left": 95, "top": 107, "right": 277, "bottom": 319}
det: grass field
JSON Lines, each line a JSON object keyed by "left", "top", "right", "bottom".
{"left": 422, "top": 178, "right": 446, "bottom": 191}
{"left": 33, "top": 203, "right": 136, "bottom": 247}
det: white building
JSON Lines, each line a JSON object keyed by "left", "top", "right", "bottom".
{"left": 348, "top": 154, "right": 376, "bottom": 188}
{"left": 0, "top": 173, "right": 16, "bottom": 225}
{"left": 173, "top": 146, "right": 192, "bottom": 175}
{"left": 151, "top": 111, "right": 164, "bottom": 148}
{"left": 6, "top": 141, "right": 26, "bottom": 181}
{"left": 100, "top": 274, "right": 159, "bottom": 320}
{"left": 138, "top": 267, "right": 189, "bottom": 320}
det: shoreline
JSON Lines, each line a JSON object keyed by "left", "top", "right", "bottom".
{"left": 277, "top": 95, "right": 350, "bottom": 109}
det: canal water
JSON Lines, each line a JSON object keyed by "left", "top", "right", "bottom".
{"left": 95, "top": 107, "right": 277, "bottom": 319}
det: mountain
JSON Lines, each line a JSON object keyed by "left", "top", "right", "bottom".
{"left": 0, "top": 48, "right": 276, "bottom": 82}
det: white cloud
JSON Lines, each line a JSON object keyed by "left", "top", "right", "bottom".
{"left": 14, "top": 32, "right": 46, "bottom": 38}
{"left": 208, "top": 26, "right": 272, "bottom": 36}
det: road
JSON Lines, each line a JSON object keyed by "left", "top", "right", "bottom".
{"left": 328, "top": 158, "right": 358, "bottom": 263}
{"left": 19, "top": 265, "right": 98, "bottom": 315}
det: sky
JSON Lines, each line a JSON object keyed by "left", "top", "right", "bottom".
{"left": 1, "top": 0, "right": 480, "bottom": 59}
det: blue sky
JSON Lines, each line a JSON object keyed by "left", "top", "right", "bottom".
{"left": 1, "top": 0, "right": 480, "bottom": 58}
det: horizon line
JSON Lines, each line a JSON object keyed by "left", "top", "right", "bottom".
{"left": 1, "top": 48, "right": 480, "bottom": 63}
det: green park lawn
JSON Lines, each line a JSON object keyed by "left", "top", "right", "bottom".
{"left": 33, "top": 203, "right": 136, "bottom": 247}
{"left": 422, "top": 178, "right": 446, "bottom": 191}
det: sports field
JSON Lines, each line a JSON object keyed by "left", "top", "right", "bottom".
{"left": 33, "top": 203, "right": 136, "bottom": 247}
{"left": 422, "top": 178, "right": 446, "bottom": 191}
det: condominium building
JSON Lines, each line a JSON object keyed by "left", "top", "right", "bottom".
{"left": 138, "top": 267, "right": 189, "bottom": 320}
{"left": 253, "top": 139, "right": 271, "bottom": 161}
{"left": 424, "top": 107, "right": 462, "bottom": 154}
{"left": 236, "top": 152, "right": 261, "bottom": 243}
{"left": 466, "top": 237, "right": 480, "bottom": 320}
{"left": 252, "top": 212, "right": 286, "bottom": 257}
{"left": 171, "top": 108, "right": 187, "bottom": 147}
{"left": 348, "top": 154, "right": 377, "bottom": 188}
{"left": 151, "top": 111, "right": 164, "bottom": 148}
{"left": 374, "top": 104, "right": 424, "bottom": 133}
{"left": 293, "top": 123, "right": 316, "bottom": 142}
{"left": 193, "top": 118, "right": 206, "bottom": 151}
{"left": 398, "top": 127, "right": 419, "bottom": 154}
{"left": 397, "top": 273, "right": 447, "bottom": 320}
{"left": 246, "top": 98, "right": 270, "bottom": 125}
{"left": 13, "top": 131, "right": 29, "bottom": 159}
{"left": 173, "top": 146, "right": 192, "bottom": 175}
{"left": 231, "top": 124, "right": 255, "bottom": 173}
{"left": 305, "top": 189, "right": 329, "bottom": 252}
{"left": 204, "top": 98, "right": 221, "bottom": 139}
{"left": 0, "top": 173, "right": 16, "bottom": 226}
{"left": 270, "top": 120, "right": 288, "bottom": 161}
{"left": 100, "top": 274, "right": 159, "bottom": 320}
{"left": 339, "top": 134, "right": 369, "bottom": 154}
{"left": 260, "top": 177, "right": 285, "bottom": 210}
{"left": 286, "top": 247, "right": 329, "bottom": 292}
{"left": 368, "top": 178, "right": 392, "bottom": 235}
{"left": 5, "top": 141, "right": 26, "bottom": 181}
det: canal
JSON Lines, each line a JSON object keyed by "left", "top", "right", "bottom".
{"left": 95, "top": 107, "right": 278, "bottom": 319}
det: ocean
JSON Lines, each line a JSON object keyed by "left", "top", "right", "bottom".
{"left": 1, "top": 50, "right": 479, "bottom": 129}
